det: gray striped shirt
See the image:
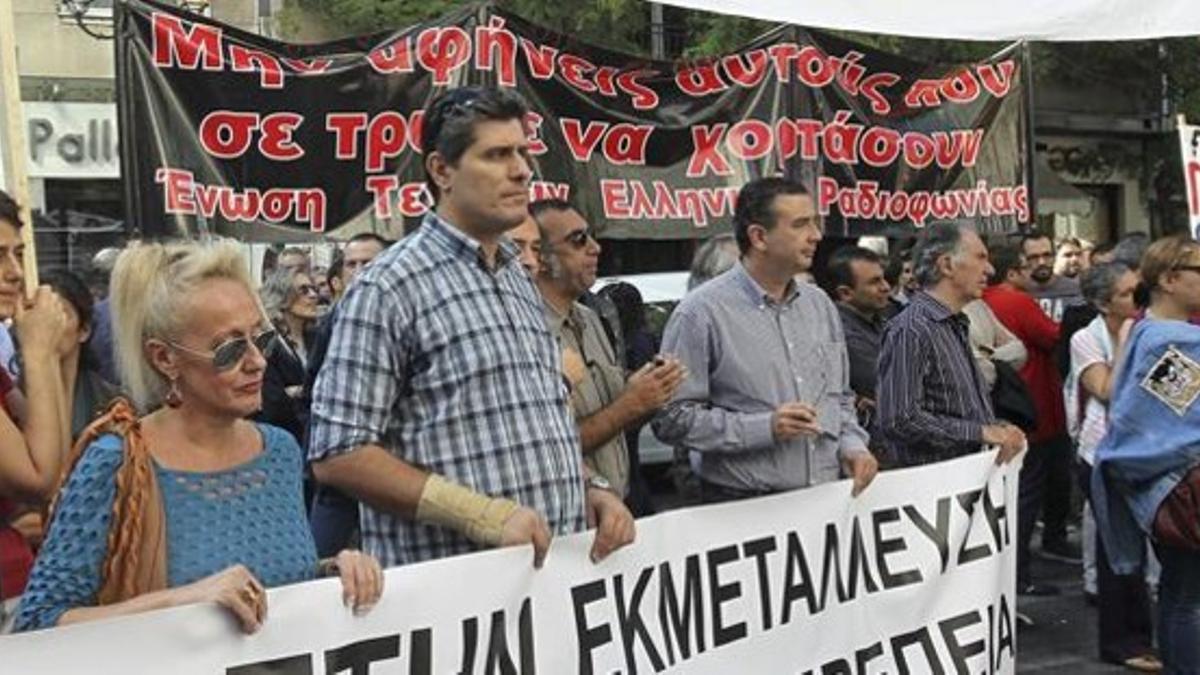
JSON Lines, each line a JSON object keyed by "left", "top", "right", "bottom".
{"left": 877, "top": 291, "right": 995, "bottom": 466}
{"left": 309, "top": 213, "right": 586, "bottom": 566}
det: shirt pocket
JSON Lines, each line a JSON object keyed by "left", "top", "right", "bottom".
{"left": 813, "top": 341, "right": 846, "bottom": 440}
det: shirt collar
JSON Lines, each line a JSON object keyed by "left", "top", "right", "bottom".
{"left": 838, "top": 302, "right": 884, "bottom": 329}
{"left": 732, "top": 261, "right": 799, "bottom": 307}
{"left": 912, "top": 290, "right": 956, "bottom": 321}
{"left": 422, "top": 212, "right": 519, "bottom": 271}
{"left": 543, "top": 297, "right": 583, "bottom": 332}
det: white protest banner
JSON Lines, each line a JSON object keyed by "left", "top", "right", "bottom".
{"left": 650, "top": 0, "right": 1200, "bottom": 41}
{"left": 2, "top": 452, "right": 1018, "bottom": 674}
{"left": 1179, "top": 116, "right": 1200, "bottom": 241}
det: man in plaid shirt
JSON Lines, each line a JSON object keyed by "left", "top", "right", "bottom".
{"left": 309, "top": 87, "right": 635, "bottom": 568}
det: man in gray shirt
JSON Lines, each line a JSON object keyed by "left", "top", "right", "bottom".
{"left": 653, "top": 178, "right": 878, "bottom": 503}
{"left": 1022, "top": 233, "right": 1083, "bottom": 323}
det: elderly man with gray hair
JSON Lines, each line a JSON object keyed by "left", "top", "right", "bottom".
{"left": 687, "top": 233, "right": 738, "bottom": 291}
{"left": 877, "top": 221, "right": 1026, "bottom": 467}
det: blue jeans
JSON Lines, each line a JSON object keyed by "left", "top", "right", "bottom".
{"left": 1157, "top": 544, "right": 1200, "bottom": 673}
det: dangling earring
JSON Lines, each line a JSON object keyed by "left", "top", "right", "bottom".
{"left": 164, "top": 377, "right": 183, "bottom": 408}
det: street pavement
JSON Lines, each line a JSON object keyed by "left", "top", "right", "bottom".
{"left": 1017, "top": 542, "right": 1140, "bottom": 673}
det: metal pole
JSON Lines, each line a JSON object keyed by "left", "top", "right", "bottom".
{"left": 650, "top": 2, "right": 665, "bottom": 60}
{"left": 0, "top": 0, "right": 39, "bottom": 288}
{"left": 1021, "top": 41, "right": 1038, "bottom": 233}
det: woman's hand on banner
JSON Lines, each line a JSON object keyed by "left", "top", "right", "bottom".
{"left": 184, "top": 564, "right": 268, "bottom": 634}
{"left": 332, "top": 549, "right": 385, "bottom": 616}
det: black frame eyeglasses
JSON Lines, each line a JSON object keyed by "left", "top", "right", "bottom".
{"left": 168, "top": 329, "right": 278, "bottom": 372}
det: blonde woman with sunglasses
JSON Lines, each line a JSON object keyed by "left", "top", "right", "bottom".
{"left": 14, "top": 241, "right": 382, "bottom": 633}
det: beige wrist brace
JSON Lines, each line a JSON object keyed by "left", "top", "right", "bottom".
{"left": 416, "top": 474, "right": 519, "bottom": 547}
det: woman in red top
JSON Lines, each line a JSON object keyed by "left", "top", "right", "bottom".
{"left": 0, "top": 190, "right": 70, "bottom": 610}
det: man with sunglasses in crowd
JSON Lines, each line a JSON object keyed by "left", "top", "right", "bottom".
{"left": 530, "top": 198, "right": 686, "bottom": 504}
{"left": 309, "top": 87, "right": 635, "bottom": 569}
{"left": 653, "top": 177, "right": 878, "bottom": 504}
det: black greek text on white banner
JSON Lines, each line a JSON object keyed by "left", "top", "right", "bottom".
{"left": 2, "top": 452, "right": 1019, "bottom": 674}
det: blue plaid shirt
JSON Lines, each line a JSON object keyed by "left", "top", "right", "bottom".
{"left": 309, "top": 213, "right": 586, "bottom": 566}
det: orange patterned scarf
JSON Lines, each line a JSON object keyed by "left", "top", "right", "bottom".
{"left": 54, "top": 398, "right": 167, "bottom": 604}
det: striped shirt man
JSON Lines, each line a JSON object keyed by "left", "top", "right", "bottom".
{"left": 877, "top": 290, "right": 996, "bottom": 465}
{"left": 309, "top": 213, "right": 586, "bottom": 566}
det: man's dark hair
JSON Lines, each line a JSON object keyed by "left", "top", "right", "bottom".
{"left": 528, "top": 198, "right": 576, "bottom": 248}
{"left": 988, "top": 242, "right": 1024, "bottom": 286}
{"left": 421, "top": 87, "right": 531, "bottom": 203}
{"left": 1019, "top": 231, "right": 1052, "bottom": 254}
{"left": 597, "top": 281, "right": 646, "bottom": 336}
{"left": 0, "top": 190, "right": 23, "bottom": 229}
{"left": 347, "top": 232, "right": 391, "bottom": 248}
{"left": 827, "top": 246, "right": 882, "bottom": 293}
{"left": 529, "top": 198, "right": 574, "bottom": 222}
{"left": 1090, "top": 240, "right": 1117, "bottom": 260}
{"left": 326, "top": 249, "right": 344, "bottom": 284}
{"left": 883, "top": 245, "right": 911, "bottom": 287}
{"left": 42, "top": 270, "right": 98, "bottom": 372}
{"left": 733, "top": 178, "right": 809, "bottom": 255}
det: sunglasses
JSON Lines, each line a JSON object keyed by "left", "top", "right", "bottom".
{"left": 425, "top": 89, "right": 483, "bottom": 147}
{"left": 559, "top": 229, "right": 595, "bottom": 250}
{"left": 168, "top": 329, "right": 278, "bottom": 372}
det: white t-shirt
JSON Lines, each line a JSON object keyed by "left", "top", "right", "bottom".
{"left": 1069, "top": 327, "right": 1110, "bottom": 464}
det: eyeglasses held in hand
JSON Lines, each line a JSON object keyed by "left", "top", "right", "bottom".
{"left": 168, "top": 329, "right": 278, "bottom": 372}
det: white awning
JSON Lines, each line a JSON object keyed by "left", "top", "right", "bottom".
{"left": 650, "top": 0, "right": 1200, "bottom": 41}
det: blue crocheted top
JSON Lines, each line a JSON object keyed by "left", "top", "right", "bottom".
{"left": 14, "top": 424, "right": 317, "bottom": 631}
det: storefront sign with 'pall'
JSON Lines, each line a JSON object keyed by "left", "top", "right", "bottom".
{"left": 22, "top": 101, "right": 119, "bottom": 179}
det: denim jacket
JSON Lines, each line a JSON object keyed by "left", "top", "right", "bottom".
{"left": 1093, "top": 318, "right": 1200, "bottom": 573}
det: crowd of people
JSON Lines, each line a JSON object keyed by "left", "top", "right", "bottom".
{"left": 0, "top": 85, "right": 1196, "bottom": 673}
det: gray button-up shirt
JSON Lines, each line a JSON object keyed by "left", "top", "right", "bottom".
{"left": 652, "top": 263, "right": 869, "bottom": 492}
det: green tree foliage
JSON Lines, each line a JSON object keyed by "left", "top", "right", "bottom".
{"left": 289, "top": 0, "right": 648, "bottom": 53}
{"left": 285, "top": 0, "right": 1200, "bottom": 231}
{"left": 287, "top": 0, "right": 1200, "bottom": 124}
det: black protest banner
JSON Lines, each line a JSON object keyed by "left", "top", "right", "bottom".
{"left": 116, "top": 0, "right": 1029, "bottom": 241}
